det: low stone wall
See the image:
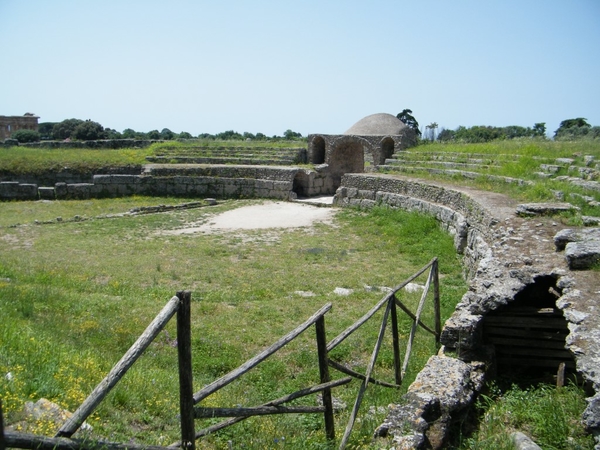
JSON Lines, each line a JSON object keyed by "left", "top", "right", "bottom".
{"left": 17, "top": 139, "right": 158, "bottom": 149}
{"left": 0, "top": 165, "right": 334, "bottom": 201}
{"left": 333, "top": 174, "right": 495, "bottom": 277}
{"left": 333, "top": 173, "right": 600, "bottom": 449}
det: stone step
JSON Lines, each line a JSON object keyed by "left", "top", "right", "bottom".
{"left": 384, "top": 159, "right": 500, "bottom": 170}
{"left": 146, "top": 156, "right": 298, "bottom": 165}
{"left": 378, "top": 165, "right": 532, "bottom": 186}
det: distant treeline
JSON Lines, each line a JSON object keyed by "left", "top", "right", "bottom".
{"left": 434, "top": 118, "right": 599, "bottom": 143}
{"left": 8, "top": 118, "right": 305, "bottom": 144}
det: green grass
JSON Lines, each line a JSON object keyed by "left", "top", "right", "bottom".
{"left": 0, "top": 200, "right": 465, "bottom": 449}
{"left": 0, "top": 147, "right": 150, "bottom": 175}
{"left": 455, "top": 382, "right": 594, "bottom": 450}
{"left": 0, "top": 140, "right": 304, "bottom": 175}
{"left": 383, "top": 140, "right": 600, "bottom": 219}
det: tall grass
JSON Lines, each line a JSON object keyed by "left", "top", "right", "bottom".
{"left": 0, "top": 199, "right": 465, "bottom": 448}
{"left": 0, "top": 146, "right": 150, "bottom": 175}
{"left": 456, "top": 382, "right": 594, "bottom": 449}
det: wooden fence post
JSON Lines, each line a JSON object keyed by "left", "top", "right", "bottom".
{"left": 315, "top": 316, "right": 335, "bottom": 441}
{"left": 177, "top": 291, "right": 195, "bottom": 450}
{"left": 56, "top": 295, "right": 181, "bottom": 438}
{"left": 433, "top": 258, "right": 441, "bottom": 343}
{"left": 1, "top": 399, "right": 5, "bottom": 450}
{"left": 390, "top": 295, "right": 402, "bottom": 386}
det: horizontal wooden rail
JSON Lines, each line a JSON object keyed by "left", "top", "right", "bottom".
{"left": 4, "top": 431, "right": 173, "bottom": 450}
{"left": 193, "top": 302, "right": 332, "bottom": 404}
{"left": 327, "top": 258, "right": 436, "bottom": 352}
{"left": 327, "top": 359, "right": 399, "bottom": 389}
{"left": 170, "top": 377, "right": 352, "bottom": 445}
{"left": 195, "top": 406, "right": 326, "bottom": 418}
{"left": 394, "top": 296, "right": 438, "bottom": 337}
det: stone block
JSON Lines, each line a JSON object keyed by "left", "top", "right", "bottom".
{"left": 0, "top": 181, "right": 20, "bottom": 199}
{"left": 565, "top": 241, "right": 600, "bottom": 270}
{"left": 38, "top": 187, "right": 55, "bottom": 199}
{"left": 67, "top": 183, "right": 93, "bottom": 199}
{"left": 54, "top": 182, "right": 68, "bottom": 198}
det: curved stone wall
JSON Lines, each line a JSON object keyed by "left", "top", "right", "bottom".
{"left": 333, "top": 172, "right": 600, "bottom": 449}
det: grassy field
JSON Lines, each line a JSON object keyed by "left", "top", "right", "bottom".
{"left": 383, "top": 139, "right": 600, "bottom": 220}
{"left": 1, "top": 138, "right": 597, "bottom": 448}
{"left": 0, "top": 197, "right": 466, "bottom": 449}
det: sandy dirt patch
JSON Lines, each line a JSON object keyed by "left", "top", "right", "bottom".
{"left": 164, "top": 201, "right": 337, "bottom": 235}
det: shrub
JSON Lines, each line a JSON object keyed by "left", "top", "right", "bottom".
{"left": 51, "top": 119, "right": 84, "bottom": 140}
{"left": 11, "top": 129, "right": 40, "bottom": 143}
{"left": 71, "top": 120, "right": 105, "bottom": 141}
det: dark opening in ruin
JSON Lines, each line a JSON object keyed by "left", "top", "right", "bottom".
{"left": 329, "top": 141, "right": 364, "bottom": 191}
{"left": 380, "top": 137, "right": 395, "bottom": 164}
{"left": 482, "top": 275, "right": 575, "bottom": 380}
{"left": 292, "top": 171, "right": 309, "bottom": 198}
{"left": 311, "top": 136, "right": 326, "bottom": 164}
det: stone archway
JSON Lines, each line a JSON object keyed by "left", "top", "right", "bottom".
{"left": 380, "top": 137, "right": 395, "bottom": 164}
{"left": 328, "top": 138, "right": 364, "bottom": 190}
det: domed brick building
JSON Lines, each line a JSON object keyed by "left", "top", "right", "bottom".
{"left": 306, "top": 113, "right": 417, "bottom": 191}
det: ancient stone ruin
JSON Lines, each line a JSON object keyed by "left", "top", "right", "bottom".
{"left": 0, "top": 112, "right": 39, "bottom": 140}
{"left": 1, "top": 113, "right": 599, "bottom": 448}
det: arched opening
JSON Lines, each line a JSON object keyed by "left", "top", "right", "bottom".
{"left": 381, "top": 137, "right": 395, "bottom": 162}
{"left": 292, "top": 171, "right": 309, "bottom": 198}
{"left": 329, "top": 139, "right": 364, "bottom": 190}
{"left": 482, "top": 275, "right": 575, "bottom": 380}
{"left": 311, "top": 136, "right": 326, "bottom": 164}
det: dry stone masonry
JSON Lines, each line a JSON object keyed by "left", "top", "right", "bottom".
{"left": 333, "top": 173, "right": 600, "bottom": 449}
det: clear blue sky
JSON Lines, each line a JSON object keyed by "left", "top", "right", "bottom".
{"left": 1, "top": 0, "right": 599, "bottom": 137}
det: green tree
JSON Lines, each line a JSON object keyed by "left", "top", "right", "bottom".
{"left": 554, "top": 118, "right": 591, "bottom": 138}
{"left": 437, "top": 128, "right": 455, "bottom": 142}
{"left": 532, "top": 122, "right": 546, "bottom": 137}
{"left": 71, "top": 120, "right": 105, "bottom": 140}
{"left": 11, "top": 129, "right": 40, "bottom": 143}
{"left": 178, "top": 131, "right": 193, "bottom": 139}
{"left": 160, "top": 128, "right": 174, "bottom": 140}
{"left": 104, "top": 128, "right": 122, "bottom": 139}
{"left": 215, "top": 130, "right": 243, "bottom": 140}
{"left": 51, "top": 118, "right": 84, "bottom": 140}
{"left": 284, "top": 129, "right": 302, "bottom": 140}
{"left": 147, "top": 130, "right": 161, "bottom": 140}
{"left": 122, "top": 128, "right": 137, "bottom": 139}
{"left": 38, "top": 122, "right": 57, "bottom": 140}
{"left": 396, "top": 109, "right": 421, "bottom": 137}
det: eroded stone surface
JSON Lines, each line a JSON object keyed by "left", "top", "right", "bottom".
{"left": 334, "top": 174, "right": 600, "bottom": 449}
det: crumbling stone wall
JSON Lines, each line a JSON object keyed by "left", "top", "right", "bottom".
{"left": 0, "top": 114, "right": 39, "bottom": 140}
{"left": 307, "top": 130, "right": 416, "bottom": 172}
{"left": 0, "top": 165, "right": 333, "bottom": 201}
{"left": 333, "top": 173, "right": 600, "bottom": 449}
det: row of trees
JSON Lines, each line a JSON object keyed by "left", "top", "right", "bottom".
{"left": 9, "top": 118, "right": 305, "bottom": 143}
{"left": 396, "top": 109, "right": 599, "bottom": 143}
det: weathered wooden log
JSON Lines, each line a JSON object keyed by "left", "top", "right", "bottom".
{"left": 327, "top": 359, "right": 399, "bottom": 389}
{"left": 1, "top": 400, "right": 5, "bottom": 450}
{"left": 401, "top": 268, "right": 433, "bottom": 378}
{"left": 339, "top": 299, "right": 392, "bottom": 449}
{"left": 327, "top": 258, "right": 436, "bottom": 352}
{"left": 315, "top": 315, "right": 335, "bottom": 441}
{"left": 176, "top": 291, "right": 195, "bottom": 450}
{"left": 170, "top": 378, "right": 352, "bottom": 445}
{"left": 390, "top": 297, "right": 402, "bottom": 385}
{"left": 394, "top": 297, "right": 437, "bottom": 336}
{"left": 56, "top": 295, "right": 181, "bottom": 438}
{"left": 4, "top": 431, "right": 172, "bottom": 450}
{"left": 432, "top": 259, "right": 441, "bottom": 342}
{"left": 192, "top": 303, "right": 332, "bottom": 404}
{"left": 195, "top": 405, "right": 325, "bottom": 418}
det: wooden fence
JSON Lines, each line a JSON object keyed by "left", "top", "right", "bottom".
{"left": 1, "top": 258, "right": 440, "bottom": 450}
